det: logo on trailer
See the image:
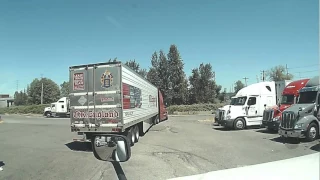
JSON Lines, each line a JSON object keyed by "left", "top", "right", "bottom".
{"left": 101, "top": 69, "right": 113, "bottom": 88}
{"left": 73, "top": 73, "right": 85, "bottom": 90}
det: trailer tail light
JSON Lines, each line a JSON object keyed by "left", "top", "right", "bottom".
{"left": 107, "top": 119, "right": 119, "bottom": 124}
{"left": 112, "top": 128, "right": 121, "bottom": 132}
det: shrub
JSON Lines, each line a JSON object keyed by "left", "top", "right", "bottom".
{"left": 0, "top": 104, "right": 50, "bottom": 115}
{"left": 167, "top": 103, "right": 226, "bottom": 114}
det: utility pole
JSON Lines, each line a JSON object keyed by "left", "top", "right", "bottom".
{"left": 256, "top": 75, "right": 259, "bottom": 83}
{"left": 40, "top": 74, "right": 44, "bottom": 104}
{"left": 41, "top": 83, "right": 44, "bottom": 104}
{"left": 213, "top": 71, "right": 216, "bottom": 81}
{"left": 243, "top": 77, "right": 249, "bottom": 87}
{"left": 285, "top": 64, "right": 289, "bottom": 77}
{"left": 260, "top": 70, "right": 265, "bottom": 81}
{"left": 16, "top": 80, "right": 19, "bottom": 91}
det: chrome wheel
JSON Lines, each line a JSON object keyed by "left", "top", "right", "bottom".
{"left": 236, "top": 120, "right": 244, "bottom": 129}
{"left": 309, "top": 127, "right": 317, "bottom": 139}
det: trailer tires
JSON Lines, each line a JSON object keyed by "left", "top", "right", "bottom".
{"left": 306, "top": 122, "right": 318, "bottom": 142}
{"left": 134, "top": 125, "right": 139, "bottom": 143}
{"left": 234, "top": 118, "right": 245, "bottom": 130}
{"left": 124, "top": 128, "right": 135, "bottom": 146}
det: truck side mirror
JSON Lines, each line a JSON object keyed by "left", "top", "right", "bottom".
{"left": 92, "top": 134, "right": 131, "bottom": 162}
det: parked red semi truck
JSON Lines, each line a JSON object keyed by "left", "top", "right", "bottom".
{"left": 69, "top": 62, "right": 168, "bottom": 149}
{"left": 262, "top": 79, "right": 310, "bottom": 131}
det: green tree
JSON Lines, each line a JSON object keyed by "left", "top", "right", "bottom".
{"left": 147, "top": 51, "right": 161, "bottom": 87}
{"left": 158, "top": 50, "right": 170, "bottom": 104}
{"left": 108, "top": 57, "right": 118, "bottom": 62}
{"left": 125, "top": 59, "right": 147, "bottom": 78}
{"left": 167, "top": 44, "right": 188, "bottom": 105}
{"left": 189, "top": 63, "right": 219, "bottom": 104}
{"left": 27, "top": 78, "right": 60, "bottom": 104}
{"left": 188, "top": 68, "right": 201, "bottom": 104}
{"left": 14, "top": 89, "right": 28, "bottom": 106}
{"left": 60, "top": 81, "right": 70, "bottom": 97}
{"left": 266, "top": 65, "right": 294, "bottom": 81}
{"left": 234, "top": 80, "right": 245, "bottom": 93}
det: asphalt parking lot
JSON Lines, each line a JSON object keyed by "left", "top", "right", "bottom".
{"left": 0, "top": 114, "right": 319, "bottom": 180}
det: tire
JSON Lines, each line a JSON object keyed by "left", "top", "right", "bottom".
{"left": 125, "top": 128, "right": 135, "bottom": 146}
{"left": 134, "top": 125, "right": 139, "bottom": 143}
{"left": 306, "top": 122, "right": 318, "bottom": 142}
{"left": 154, "top": 116, "right": 159, "bottom": 125}
{"left": 234, "top": 118, "right": 245, "bottom": 130}
{"left": 46, "top": 112, "right": 51, "bottom": 118}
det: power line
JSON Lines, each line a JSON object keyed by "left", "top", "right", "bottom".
{"left": 291, "top": 70, "right": 318, "bottom": 74}
{"left": 287, "top": 64, "right": 319, "bottom": 69}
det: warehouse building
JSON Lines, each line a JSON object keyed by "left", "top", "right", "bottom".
{"left": 0, "top": 94, "right": 14, "bottom": 108}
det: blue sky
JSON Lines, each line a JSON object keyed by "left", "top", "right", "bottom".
{"left": 0, "top": 0, "right": 319, "bottom": 96}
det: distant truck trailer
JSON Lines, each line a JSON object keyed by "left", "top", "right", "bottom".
{"left": 69, "top": 62, "right": 168, "bottom": 147}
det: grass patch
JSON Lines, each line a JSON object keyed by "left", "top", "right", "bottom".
{"left": 167, "top": 103, "right": 226, "bottom": 115}
{"left": 0, "top": 104, "right": 50, "bottom": 115}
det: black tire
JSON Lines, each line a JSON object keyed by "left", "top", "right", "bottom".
{"left": 46, "top": 112, "right": 51, "bottom": 118}
{"left": 125, "top": 128, "right": 135, "bottom": 146}
{"left": 234, "top": 118, "right": 245, "bottom": 130}
{"left": 306, "top": 122, "right": 318, "bottom": 142}
{"left": 134, "top": 125, "right": 139, "bottom": 143}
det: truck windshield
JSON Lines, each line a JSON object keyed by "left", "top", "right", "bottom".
{"left": 280, "top": 95, "right": 294, "bottom": 104}
{"left": 297, "top": 91, "right": 317, "bottom": 104}
{"left": 230, "top": 98, "right": 236, "bottom": 105}
{"left": 234, "top": 97, "right": 247, "bottom": 105}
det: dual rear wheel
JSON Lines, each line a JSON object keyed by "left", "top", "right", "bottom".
{"left": 125, "top": 125, "right": 140, "bottom": 146}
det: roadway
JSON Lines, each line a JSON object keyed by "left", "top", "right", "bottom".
{"left": 0, "top": 114, "right": 319, "bottom": 180}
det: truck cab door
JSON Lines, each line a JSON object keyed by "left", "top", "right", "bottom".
{"left": 247, "top": 97, "right": 258, "bottom": 117}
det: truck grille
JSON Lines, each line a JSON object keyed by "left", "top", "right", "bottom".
{"left": 263, "top": 110, "right": 274, "bottom": 122}
{"left": 218, "top": 110, "right": 225, "bottom": 120}
{"left": 281, "top": 111, "right": 296, "bottom": 129}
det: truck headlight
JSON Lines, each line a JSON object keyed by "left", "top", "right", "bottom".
{"left": 273, "top": 116, "right": 280, "bottom": 122}
{"left": 226, "top": 115, "right": 231, "bottom": 120}
{"left": 294, "top": 123, "right": 303, "bottom": 129}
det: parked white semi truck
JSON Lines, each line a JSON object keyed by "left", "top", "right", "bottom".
{"left": 217, "top": 81, "right": 291, "bottom": 130}
{"left": 43, "top": 97, "right": 70, "bottom": 117}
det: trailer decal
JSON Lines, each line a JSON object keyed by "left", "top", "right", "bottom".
{"left": 122, "top": 83, "right": 142, "bottom": 109}
{"left": 73, "top": 73, "right": 85, "bottom": 90}
{"left": 149, "top": 95, "right": 157, "bottom": 107}
{"left": 73, "top": 110, "right": 119, "bottom": 119}
{"left": 101, "top": 69, "right": 113, "bottom": 88}
{"left": 101, "top": 97, "right": 114, "bottom": 102}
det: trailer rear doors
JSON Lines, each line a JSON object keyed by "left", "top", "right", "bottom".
{"left": 69, "top": 63, "right": 123, "bottom": 131}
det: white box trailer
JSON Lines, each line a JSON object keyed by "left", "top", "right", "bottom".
{"left": 69, "top": 62, "right": 168, "bottom": 146}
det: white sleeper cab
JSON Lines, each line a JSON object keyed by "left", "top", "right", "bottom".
{"left": 218, "top": 81, "right": 290, "bottom": 130}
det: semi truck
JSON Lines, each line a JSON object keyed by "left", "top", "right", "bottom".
{"left": 214, "top": 96, "right": 236, "bottom": 125}
{"left": 279, "top": 76, "right": 320, "bottom": 142}
{"left": 262, "top": 79, "right": 309, "bottom": 131}
{"left": 43, "top": 97, "right": 70, "bottom": 118}
{"left": 218, "top": 81, "right": 291, "bottom": 130}
{"left": 69, "top": 61, "right": 168, "bottom": 148}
